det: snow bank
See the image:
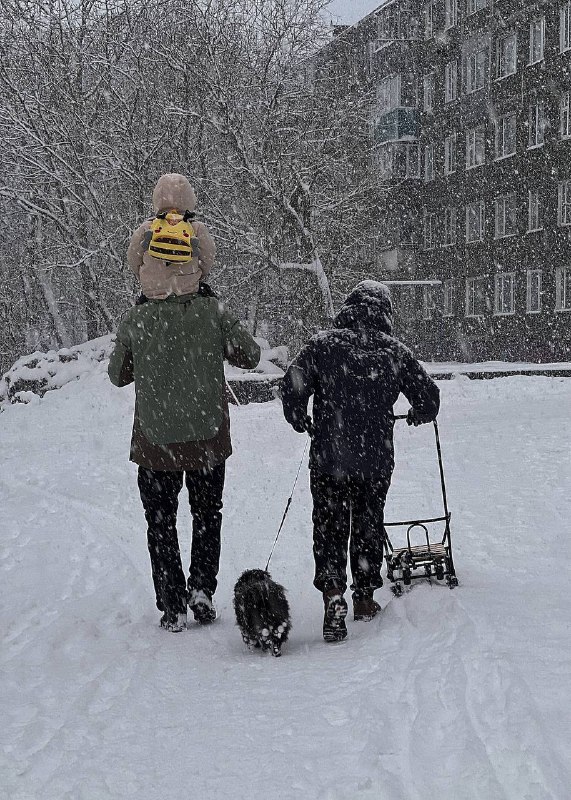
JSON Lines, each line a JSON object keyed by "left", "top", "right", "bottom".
{"left": 0, "top": 336, "right": 115, "bottom": 405}
{"left": 0, "top": 335, "right": 288, "bottom": 406}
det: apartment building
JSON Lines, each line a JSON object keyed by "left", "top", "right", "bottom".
{"left": 326, "top": 0, "right": 571, "bottom": 361}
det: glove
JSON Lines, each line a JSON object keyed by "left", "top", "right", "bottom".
{"left": 198, "top": 282, "right": 218, "bottom": 298}
{"left": 407, "top": 408, "right": 431, "bottom": 427}
{"left": 292, "top": 414, "right": 313, "bottom": 435}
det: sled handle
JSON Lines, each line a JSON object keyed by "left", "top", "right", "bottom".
{"left": 407, "top": 522, "right": 430, "bottom": 552}
{"left": 392, "top": 415, "right": 451, "bottom": 523}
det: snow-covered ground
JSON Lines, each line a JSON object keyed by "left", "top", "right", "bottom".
{"left": 2, "top": 363, "right": 571, "bottom": 800}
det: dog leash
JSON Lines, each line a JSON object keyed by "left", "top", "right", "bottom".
{"left": 265, "top": 435, "right": 310, "bottom": 571}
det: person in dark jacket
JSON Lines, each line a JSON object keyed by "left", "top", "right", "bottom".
{"left": 108, "top": 292, "right": 261, "bottom": 632}
{"left": 281, "top": 281, "right": 440, "bottom": 643}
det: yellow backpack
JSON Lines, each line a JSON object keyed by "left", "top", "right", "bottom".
{"left": 148, "top": 209, "right": 196, "bottom": 263}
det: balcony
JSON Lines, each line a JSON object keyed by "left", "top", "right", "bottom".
{"left": 373, "top": 108, "right": 420, "bottom": 144}
{"left": 373, "top": 141, "right": 421, "bottom": 183}
{"left": 376, "top": 245, "right": 418, "bottom": 273}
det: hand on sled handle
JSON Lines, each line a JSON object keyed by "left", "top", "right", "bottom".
{"left": 407, "top": 408, "right": 432, "bottom": 427}
{"left": 291, "top": 414, "right": 313, "bottom": 435}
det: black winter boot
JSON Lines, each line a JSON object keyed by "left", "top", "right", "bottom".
{"left": 189, "top": 589, "right": 217, "bottom": 625}
{"left": 160, "top": 610, "right": 187, "bottom": 632}
{"left": 322, "top": 587, "right": 348, "bottom": 643}
{"left": 352, "top": 589, "right": 381, "bottom": 622}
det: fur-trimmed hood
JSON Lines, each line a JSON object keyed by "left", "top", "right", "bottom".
{"left": 152, "top": 173, "right": 197, "bottom": 214}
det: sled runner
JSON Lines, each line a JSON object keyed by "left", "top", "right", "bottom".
{"left": 383, "top": 416, "right": 458, "bottom": 596}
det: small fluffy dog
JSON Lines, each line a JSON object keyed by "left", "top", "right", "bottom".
{"left": 233, "top": 569, "right": 291, "bottom": 657}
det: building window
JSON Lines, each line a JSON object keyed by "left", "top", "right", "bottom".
{"left": 444, "top": 133, "right": 457, "bottom": 174}
{"left": 422, "top": 286, "right": 437, "bottom": 319}
{"left": 388, "top": 142, "right": 421, "bottom": 179}
{"left": 466, "top": 200, "right": 485, "bottom": 242}
{"left": 467, "top": 0, "right": 487, "bottom": 15}
{"left": 466, "top": 124, "right": 485, "bottom": 168}
{"left": 376, "top": 145, "right": 421, "bottom": 181}
{"left": 466, "top": 276, "right": 487, "bottom": 317}
{"left": 528, "top": 190, "right": 542, "bottom": 231}
{"left": 558, "top": 181, "right": 571, "bottom": 225}
{"left": 561, "top": 3, "right": 571, "bottom": 53}
{"left": 445, "top": 60, "right": 458, "bottom": 103}
{"left": 377, "top": 75, "right": 401, "bottom": 114}
{"left": 425, "top": 1, "right": 434, "bottom": 39}
{"left": 443, "top": 280, "right": 454, "bottom": 316}
{"left": 378, "top": 4, "right": 421, "bottom": 43}
{"left": 494, "top": 273, "right": 515, "bottom": 315}
{"left": 445, "top": 0, "right": 458, "bottom": 29}
{"left": 374, "top": 145, "right": 393, "bottom": 180}
{"left": 495, "top": 112, "right": 517, "bottom": 159}
{"left": 424, "top": 73, "right": 435, "bottom": 111}
{"left": 405, "top": 143, "right": 420, "bottom": 178}
{"left": 423, "top": 210, "right": 437, "bottom": 249}
{"left": 556, "top": 267, "right": 571, "bottom": 310}
{"left": 495, "top": 194, "right": 517, "bottom": 238}
{"left": 466, "top": 48, "right": 487, "bottom": 93}
{"left": 528, "top": 102, "right": 546, "bottom": 148}
{"left": 366, "top": 41, "right": 377, "bottom": 76}
{"left": 526, "top": 270, "right": 542, "bottom": 313}
{"left": 529, "top": 18, "right": 545, "bottom": 64}
{"left": 444, "top": 206, "right": 457, "bottom": 245}
{"left": 496, "top": 33, "right": 517, "bottom": 79}
{"left": 561, "top": 92, "right": 571, "bottom": 139}
{"left": 424, "top": 143, "right": 434, "bottom": 182}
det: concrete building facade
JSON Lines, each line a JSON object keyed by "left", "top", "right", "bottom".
{"left": 321, "top": 0, "right": 571, "bottom": 361}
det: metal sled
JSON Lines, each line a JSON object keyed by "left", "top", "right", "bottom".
{"left": 383, "top": 417, "right": 458, "bottom": 596}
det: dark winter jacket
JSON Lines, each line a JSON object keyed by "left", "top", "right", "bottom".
{"left": 281, "top": 281, "right": 440, "bottom": 480}
{"left": 108, "top": 293, "right": 260, "bottom": 471}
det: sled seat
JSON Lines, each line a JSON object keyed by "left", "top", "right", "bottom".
{"left": 391, "top": 542, "right": 447, "bottom": 561}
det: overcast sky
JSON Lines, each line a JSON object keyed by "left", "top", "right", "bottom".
{"left": 325, "top": 0, "right": 381, "bottom": 25}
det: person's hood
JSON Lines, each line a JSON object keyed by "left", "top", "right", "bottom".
{"left": 334, "top": 280, "right": 393, "bottom": 335}
{"left": 152, "top": 173, "right": 197, "bottom": 214}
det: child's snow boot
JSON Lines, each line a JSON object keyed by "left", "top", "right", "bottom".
{"left": 352, "top": 589, "right": 381, "bottom": 622}
{"left": 322, "top": 587, "right": 348, "bottom": 643}
{"left": 189, "top": 589, "right": 217, "bottom": 625}
{"left": 160, "top": 610, "right": 187, "bottom": 632}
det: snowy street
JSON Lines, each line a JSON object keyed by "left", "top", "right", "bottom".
{"left": 2, "top": 368, "right": 571, "bottom": 800}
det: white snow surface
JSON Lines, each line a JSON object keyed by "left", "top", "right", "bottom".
{"left": 2, "top": 366, "right": 571, "bottom": 799}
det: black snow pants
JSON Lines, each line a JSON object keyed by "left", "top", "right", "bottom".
{"left": 137, "top": 463, "right": 225, "bottom": 614}
{"left": 310, "top": 469, "right": 390, "bottom": 595}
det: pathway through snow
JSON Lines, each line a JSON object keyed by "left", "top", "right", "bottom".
{"left": 1, "top": 366, "right": 570, "bottom": 799}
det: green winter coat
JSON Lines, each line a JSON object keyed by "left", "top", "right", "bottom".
{"left": 108, "top": 294, "right": 260, "bottom": 447}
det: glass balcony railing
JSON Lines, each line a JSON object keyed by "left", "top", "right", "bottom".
{"left": 373, "top": 108, "right": 420, "bottom": 144}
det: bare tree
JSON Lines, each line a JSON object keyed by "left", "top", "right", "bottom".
{"left": 0, "top": 0, "right": 381, "bottom": 372}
